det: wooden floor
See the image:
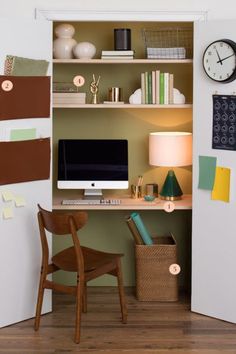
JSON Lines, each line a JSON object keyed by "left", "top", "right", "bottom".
{"left": 1, "top": 287, "right": 236, "bottom": 354}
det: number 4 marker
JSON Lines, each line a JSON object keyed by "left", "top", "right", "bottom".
{"left": 73, "top": 75, "right": 85, "bottom": 87}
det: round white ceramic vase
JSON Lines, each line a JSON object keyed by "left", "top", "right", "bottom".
{"left": 73, "top": 42, "right": 96, "bottom": 59}
{"left": 53, "top": 23, "right": 77, "bottom": 59}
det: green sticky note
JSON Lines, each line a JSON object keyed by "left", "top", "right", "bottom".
{"left": 198, "top": 155, "right": 217, "bottom": 190}
{"left": 10, "top": 128, "right": 36, "bottom": 141}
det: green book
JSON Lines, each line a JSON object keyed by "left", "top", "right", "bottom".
{"left": 155, "top": 70, "right": 160, "bottom": 104}
{"left": 144, "top": 71, "right": 149, "bottom": 104}
{"left": 148, "top": 71, "right": 152, "bottom": 104}
{"left": 159, "top": 73, "right": 164, "bottom": 104}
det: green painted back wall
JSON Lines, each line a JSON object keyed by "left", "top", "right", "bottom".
{"left": 53, "top": 21, "right": 193, "bottom": 289}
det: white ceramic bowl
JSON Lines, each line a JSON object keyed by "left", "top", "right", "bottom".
{"left": 73, "top": 42, "right": 96, "bottom": 59}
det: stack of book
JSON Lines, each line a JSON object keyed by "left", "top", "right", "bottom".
{"left": 101, "top": 50, "right": 134, "bottom": 60}
{"left": 53, "top": 92, "right": 86, "bottom": 105}
{"left": 140, "top": 70, "right": 174, "bottom": 105}
{"left": 53, "top": 82, "right": 78, "bottom": 93}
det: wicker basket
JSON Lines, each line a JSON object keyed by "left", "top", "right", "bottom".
{"left": 135, "top": 233, "right": 178, "bottom": 301}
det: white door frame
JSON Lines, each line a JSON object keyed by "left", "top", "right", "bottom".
{"left": 35, "top": 9, "right": 207, "bottom": 23}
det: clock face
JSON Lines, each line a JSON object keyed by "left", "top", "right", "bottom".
{"left": 203, "top": 39, "right": 236, "bottom": 83}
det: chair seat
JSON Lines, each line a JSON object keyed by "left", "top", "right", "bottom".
{"left": 52, "top": 246, "right": 123, "bottom": 272}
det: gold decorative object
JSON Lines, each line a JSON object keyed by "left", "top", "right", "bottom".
{"left": 90, "top": 74, "right": 100, "bottom": 104}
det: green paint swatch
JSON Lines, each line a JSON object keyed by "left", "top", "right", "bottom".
{"left": 198, "top": 155, "right": 217, "bottom": 190}
{"left": 10, "top": 128, "right": 36, "bottom": 141}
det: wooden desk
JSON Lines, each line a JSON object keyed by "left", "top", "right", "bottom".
{"left": 53, "top": 194, "right": 192, "bottom": 211}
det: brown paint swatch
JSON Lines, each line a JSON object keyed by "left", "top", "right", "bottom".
{"left": 0, "top": 138, "right": 50, "bottom": 185}
{"left": 0, "top": 76, "right": 50, "bottom": 120}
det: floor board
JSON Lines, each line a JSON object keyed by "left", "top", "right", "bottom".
{"left": 1, "top": 287, "right": 236, "bottom": 353}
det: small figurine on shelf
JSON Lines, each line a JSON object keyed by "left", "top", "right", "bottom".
{"left": 90, "top": 74, "right": 101, "bottom": 104}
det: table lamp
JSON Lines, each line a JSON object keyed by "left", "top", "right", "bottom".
{"left": 149, "top": 132, "right": 192, "bottom": 200}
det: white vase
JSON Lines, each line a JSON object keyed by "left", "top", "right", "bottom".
{"left": 53, "top": 23, "right": 77, "bottom": 59}
{"left": 73, "top": 42, "right": 96, "bottom": 59}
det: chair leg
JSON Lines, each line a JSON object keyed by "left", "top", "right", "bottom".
{"left": 116, "top": 258, "right": 128, "bottom": 324}
{"left": 82, "top": 282, "right": 87, "bottom": 313}
{"left": 34, "top": 266, "right": 47, "bottom": 331}
{"left": 74, "top": 278, "right": 84, "bottom": 344}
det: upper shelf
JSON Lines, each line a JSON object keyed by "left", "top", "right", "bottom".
{"left": 53, "top": 59, "right": 193, "bottom": 64}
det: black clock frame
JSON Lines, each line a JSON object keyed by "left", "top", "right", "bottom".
{"left": 202, "top": 39, "right": 236, "bottom": 83}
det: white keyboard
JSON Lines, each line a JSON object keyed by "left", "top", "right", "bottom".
{"left": 62, "top": 199, "right": 121, "bottom": 205}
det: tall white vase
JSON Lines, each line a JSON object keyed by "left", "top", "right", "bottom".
{"left": 53, "top": 23, "right": 77, "bottom": 59}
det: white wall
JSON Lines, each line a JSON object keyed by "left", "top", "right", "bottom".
{"left": 1, "top": 0, "right": 236, "bottom": 20}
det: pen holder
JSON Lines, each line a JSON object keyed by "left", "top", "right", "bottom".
{"left": 131, "top": 184, "right": 142, "bottom": 199}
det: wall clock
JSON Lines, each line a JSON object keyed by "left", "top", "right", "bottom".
{"left": 202, "top": 39, "right": 236, "bottom": 83}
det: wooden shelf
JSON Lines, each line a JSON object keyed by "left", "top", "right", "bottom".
{"left": 53, "top": 194, "right": 192, "bottom": 211}
{"left": 53, "top": 58, "right": 193, "bottom": 64}
{"left": 53, "top": 103, "right": 192, "bottom": 109}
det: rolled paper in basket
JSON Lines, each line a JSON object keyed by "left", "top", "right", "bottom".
{"left": 130, "top": 212, "right": 153, "bottom": 245}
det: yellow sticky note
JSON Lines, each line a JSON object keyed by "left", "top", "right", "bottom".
{"left": 2, "top": 190, "right": 14, "bottom": 202}
{"left": 211, "top": 167, "right": 230, "bottom": 203}
{"left": 14, "top": 195, "right": 26, "bottom": 207}
{"left": 2, "top": 207, "right": 13, "bottom": 219}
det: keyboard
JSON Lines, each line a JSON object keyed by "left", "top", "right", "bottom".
{"left": 62, "top": 199, "right": 121, "bottom": 205}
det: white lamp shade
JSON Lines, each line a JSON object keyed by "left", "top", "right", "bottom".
{"left": 149, "top": 132, "right": 192, "bottom": 167}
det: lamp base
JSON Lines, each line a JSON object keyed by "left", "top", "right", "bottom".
{"left": 159, "top": 169, "right": 183, "bottom": 200}
{"left": 159, "top": 195, "right": 182, "bottom": 201}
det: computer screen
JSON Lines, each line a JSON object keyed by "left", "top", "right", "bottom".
{"left": 57, "top": 139, "right": 128, "bottom": 198}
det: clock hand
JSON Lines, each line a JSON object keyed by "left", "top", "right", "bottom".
{"left": 217, "top": 53, "right": 235, "bottom": 63}
{"left": 215, "top": 48, "right": 223, "bottom": 65}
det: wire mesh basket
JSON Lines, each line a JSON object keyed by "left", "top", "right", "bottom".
{"left": 142, "top": 27, "right": 193, "bottom": 59}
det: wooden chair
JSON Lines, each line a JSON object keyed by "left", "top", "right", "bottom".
{"left": 34, "top": 204, "right": 127, "bottom": 343}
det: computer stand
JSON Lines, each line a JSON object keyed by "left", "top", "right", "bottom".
{"left": 83, "top": 189, "right": 104, "bottom": 200}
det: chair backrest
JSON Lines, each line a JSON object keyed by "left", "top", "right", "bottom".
{"left": 37, "top": 205, "right": 88, "bottom": 272}
{"left": 38, "top": 204, "right": 88, "bottom": 235}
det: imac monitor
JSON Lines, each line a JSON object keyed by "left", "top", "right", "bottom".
{"left": 57, "top": 139, "right": 128, "bottom": 198}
